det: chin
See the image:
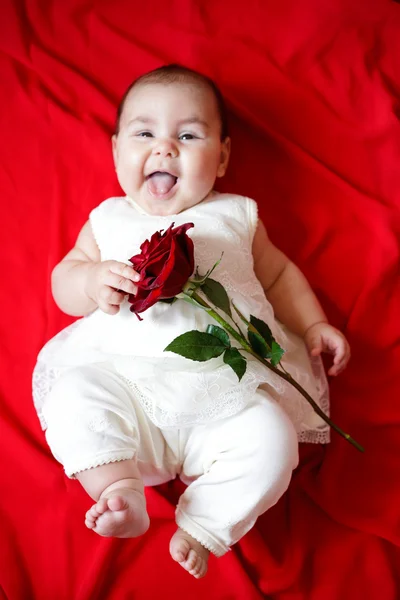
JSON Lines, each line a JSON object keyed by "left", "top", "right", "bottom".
{"left": 148, "top": 201, "right": 180, "bottom": 217}
{"left": 146, "top": 194, "right": 185, "bottom": 215}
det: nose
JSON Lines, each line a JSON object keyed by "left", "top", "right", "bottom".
{"left": 152, "top": 139, "right": 178, "bottom": 159}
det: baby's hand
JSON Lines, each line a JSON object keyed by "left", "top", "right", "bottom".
{"left": 303, "top": 322, "right": 351, "bottom": 376}
{"left": 85, "top": 260, "right": 139, "bottom": 315}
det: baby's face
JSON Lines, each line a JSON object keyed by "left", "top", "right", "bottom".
{"left": 112, "top": 82, "right": 230, "bottom": 216}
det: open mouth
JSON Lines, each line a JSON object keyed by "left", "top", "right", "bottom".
{"left": 146, "top": 171, "right": 178, "bottom": 197}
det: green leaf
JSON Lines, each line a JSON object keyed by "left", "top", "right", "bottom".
{"left": 201, "top": 278, "right": 232, "bottom": 318}
{"left": 250, "top": 315, "right": 273, "bottom": 348}
{"left": 223, "top": 348, "right": 247, "bottom": 381}
{"left": 268, "top": 341, "right": 286, "bottom": 366}
{"left": 206, "top": 325, "right": 230, "bottom": 347}
{"left": 248, "top": 330, "right": 270, "bottom": 358}
{"left": 164, "top": 331, "right": 227, "bottom": 361}
{"left": 248, "top": 315, "right": 285, "bottom": 365}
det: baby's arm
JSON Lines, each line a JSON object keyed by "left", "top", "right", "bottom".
{"left": 253, "top": 220, "right": 350, "bottom": 375}
{"left": 51, "top": 220, "right": 139, "bottom": 317}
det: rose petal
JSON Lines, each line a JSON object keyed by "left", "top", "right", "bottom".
{"left": 129, "top": 286, "right": 163, "bottom": 314}
{"left": 128, "top": 222, "right": 194, "bottom": 315}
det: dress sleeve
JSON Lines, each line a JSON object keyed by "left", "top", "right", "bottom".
{"left": 245, "top": 197, "right": 259, "bottom": 243}
{"left": 89, "top": 197, "right": 119, "bottom": 258}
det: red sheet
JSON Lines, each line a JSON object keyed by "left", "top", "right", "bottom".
{"left": 1, "top": 1, "right": 400, "bottom": 598}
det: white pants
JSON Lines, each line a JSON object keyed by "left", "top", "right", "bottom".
{"left": 43, "top": 363, "right": 299, "bottom": 556}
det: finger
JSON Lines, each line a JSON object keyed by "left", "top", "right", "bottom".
{"left": 333, "top": 350, "right": 345, "bottom": 364}
{"left": 328, "top": 356, "right": 348, "bottom": 376}
{"left": 305, "top": 331, "right": 323, "bottom": 355}
{"left": 307, "top": 338, "right": 323, "bottom": 356}
{"left": 333, "top": 344, "right": 346, "bottom": 363}
{"left": 98, "top": 301, "right": 120, "bottom": 315}
{"left": 105, "top": 272, "right": 138, "bottom": 295}
{"left": 334, "top": 353, "right": 350, "bottom": 373}
{"left": 333, "top": 342, "right": 352, "bottom": 369}
{"left": 328, "top": 360, "right": 342, "bottom": 375}
{"left": 100, "top": 286, "right": 127, "bottom": 306}
{"left": 343, "top": 345, "right": 351, "bottom": 364}
{"left": 109, "top": 262, "right": 140, "bottom": 282}
{"left": 329, "top": 366, "right": 345, "bottom": 377}
{"left": 310, "top": 347, "right": 322, "bottom": 357}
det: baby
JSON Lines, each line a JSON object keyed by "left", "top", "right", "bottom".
{"left": 33, "top": 64, "right": 350, "bottom": 579}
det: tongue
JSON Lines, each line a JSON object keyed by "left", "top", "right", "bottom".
{"left": 148, "top": 173, "right": 176, "bottom": 195}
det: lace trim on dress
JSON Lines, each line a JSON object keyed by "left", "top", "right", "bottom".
{"left": 33, "top": 354, "right": 331, "bottom": 444}
{"left": 66, "top": 451, "right": 135, "bottom": 479}
{"left": 32, "top": 361, "right": 63, "bottom": 430}
{"left": 176, "top": 509, "right": 228, "bottom": 557}
{"left": 298, "top": 351, "right": 330, "bottom": 444}
{"left": 298, "top": 428, "right": 330, "bottom": 444}
{"left": 119, "top": 374, "right": 251, "bottom": 429}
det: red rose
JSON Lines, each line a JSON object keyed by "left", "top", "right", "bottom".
{"left": 128, "top": 222, "right": 195, "bottom": 318}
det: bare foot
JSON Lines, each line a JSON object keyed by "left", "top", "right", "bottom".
{"left": 85, "top": 485, "right": 149, "bottom": 538}
{"left": 169, "top": 528, "right": 210, "bottom": 579}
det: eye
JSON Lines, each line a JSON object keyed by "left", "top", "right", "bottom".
{"left": 179, "top": 133, "right": 197, "bottom": 141}
{"left": 137, "top": 131, "right": 153, "bottom": 138}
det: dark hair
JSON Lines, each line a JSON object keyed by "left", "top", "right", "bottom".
{"left": 115, "top": 64, "right": 229, "bottom": 140}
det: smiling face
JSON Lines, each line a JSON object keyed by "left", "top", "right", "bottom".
{"left": 112, "top": 82, "right": 231, "bottom": 216}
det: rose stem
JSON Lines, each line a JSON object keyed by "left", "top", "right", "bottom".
{"left": 188, "top": 291, "right": 364, "bottom": 453}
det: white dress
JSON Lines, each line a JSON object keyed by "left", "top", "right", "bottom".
{"left": 32, "top": 192, "right": 330, "bottom": 443}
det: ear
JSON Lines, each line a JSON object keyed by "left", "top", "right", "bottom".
{"left": 217, "top": 137, "right": 231, "bottom": 178}
{"left": 111, "top": 134, "right": 118, "bottom": 168}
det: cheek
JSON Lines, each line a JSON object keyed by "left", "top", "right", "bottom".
{"left": 117, "top": 145, "right": 145, "bottom": 173}
{"left": 185, "top": 148, "right": 220, "bottom": 178}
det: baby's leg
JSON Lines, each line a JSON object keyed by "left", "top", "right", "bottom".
{"left": 43, "top": 363, "right": 176, "bottom": 538}
{"left": 79, "top": 459, "right": 149, "bottom": 538}
{"left": 172, "top": 390, "right": 299, "bottom": 570}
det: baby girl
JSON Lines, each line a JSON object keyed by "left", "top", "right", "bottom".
{"left": 33, "top": 64, "right": 350, "bottom": 579}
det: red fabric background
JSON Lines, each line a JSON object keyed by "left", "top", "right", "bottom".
{"left": 1, "top": 1, "right": 400, "bottom": 598}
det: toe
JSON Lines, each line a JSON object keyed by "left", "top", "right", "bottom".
{"left": 107, "top": 495, "right": 127, "bottom": 512}
{"left": 190, "top": 557, "right": 206, "bottom": 579}
{"left": 96, "top": 498, "right": 109, "bottom": 514}
{"left": 85, "top": 514, "right": 95, "bottom": 525}
{"left": 85, "top": 499, "right": 110, "bottom": 529}
{"left": 85, "top": 512, "right": 97, "bottom": 528}
{"left": 85, "top": 507, "right": 97, "bottom": 521}
{"left": 170, "top": 538, "right": 190, "bottom": 563}
{"left": 184, "top": 549, "right": 198, "bottom": 571}
{"left": 174, "top": 549, "right": 185, "bottom": 562}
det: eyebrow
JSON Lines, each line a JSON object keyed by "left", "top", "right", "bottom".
{"left": 127, "top": 116, "right": 209, "bottom": 128}
{"left": 127, "top": 117, "right": 156, "bottom": 125}
{"left": 177, "top": 117, "right": 209, "bottom": 129}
